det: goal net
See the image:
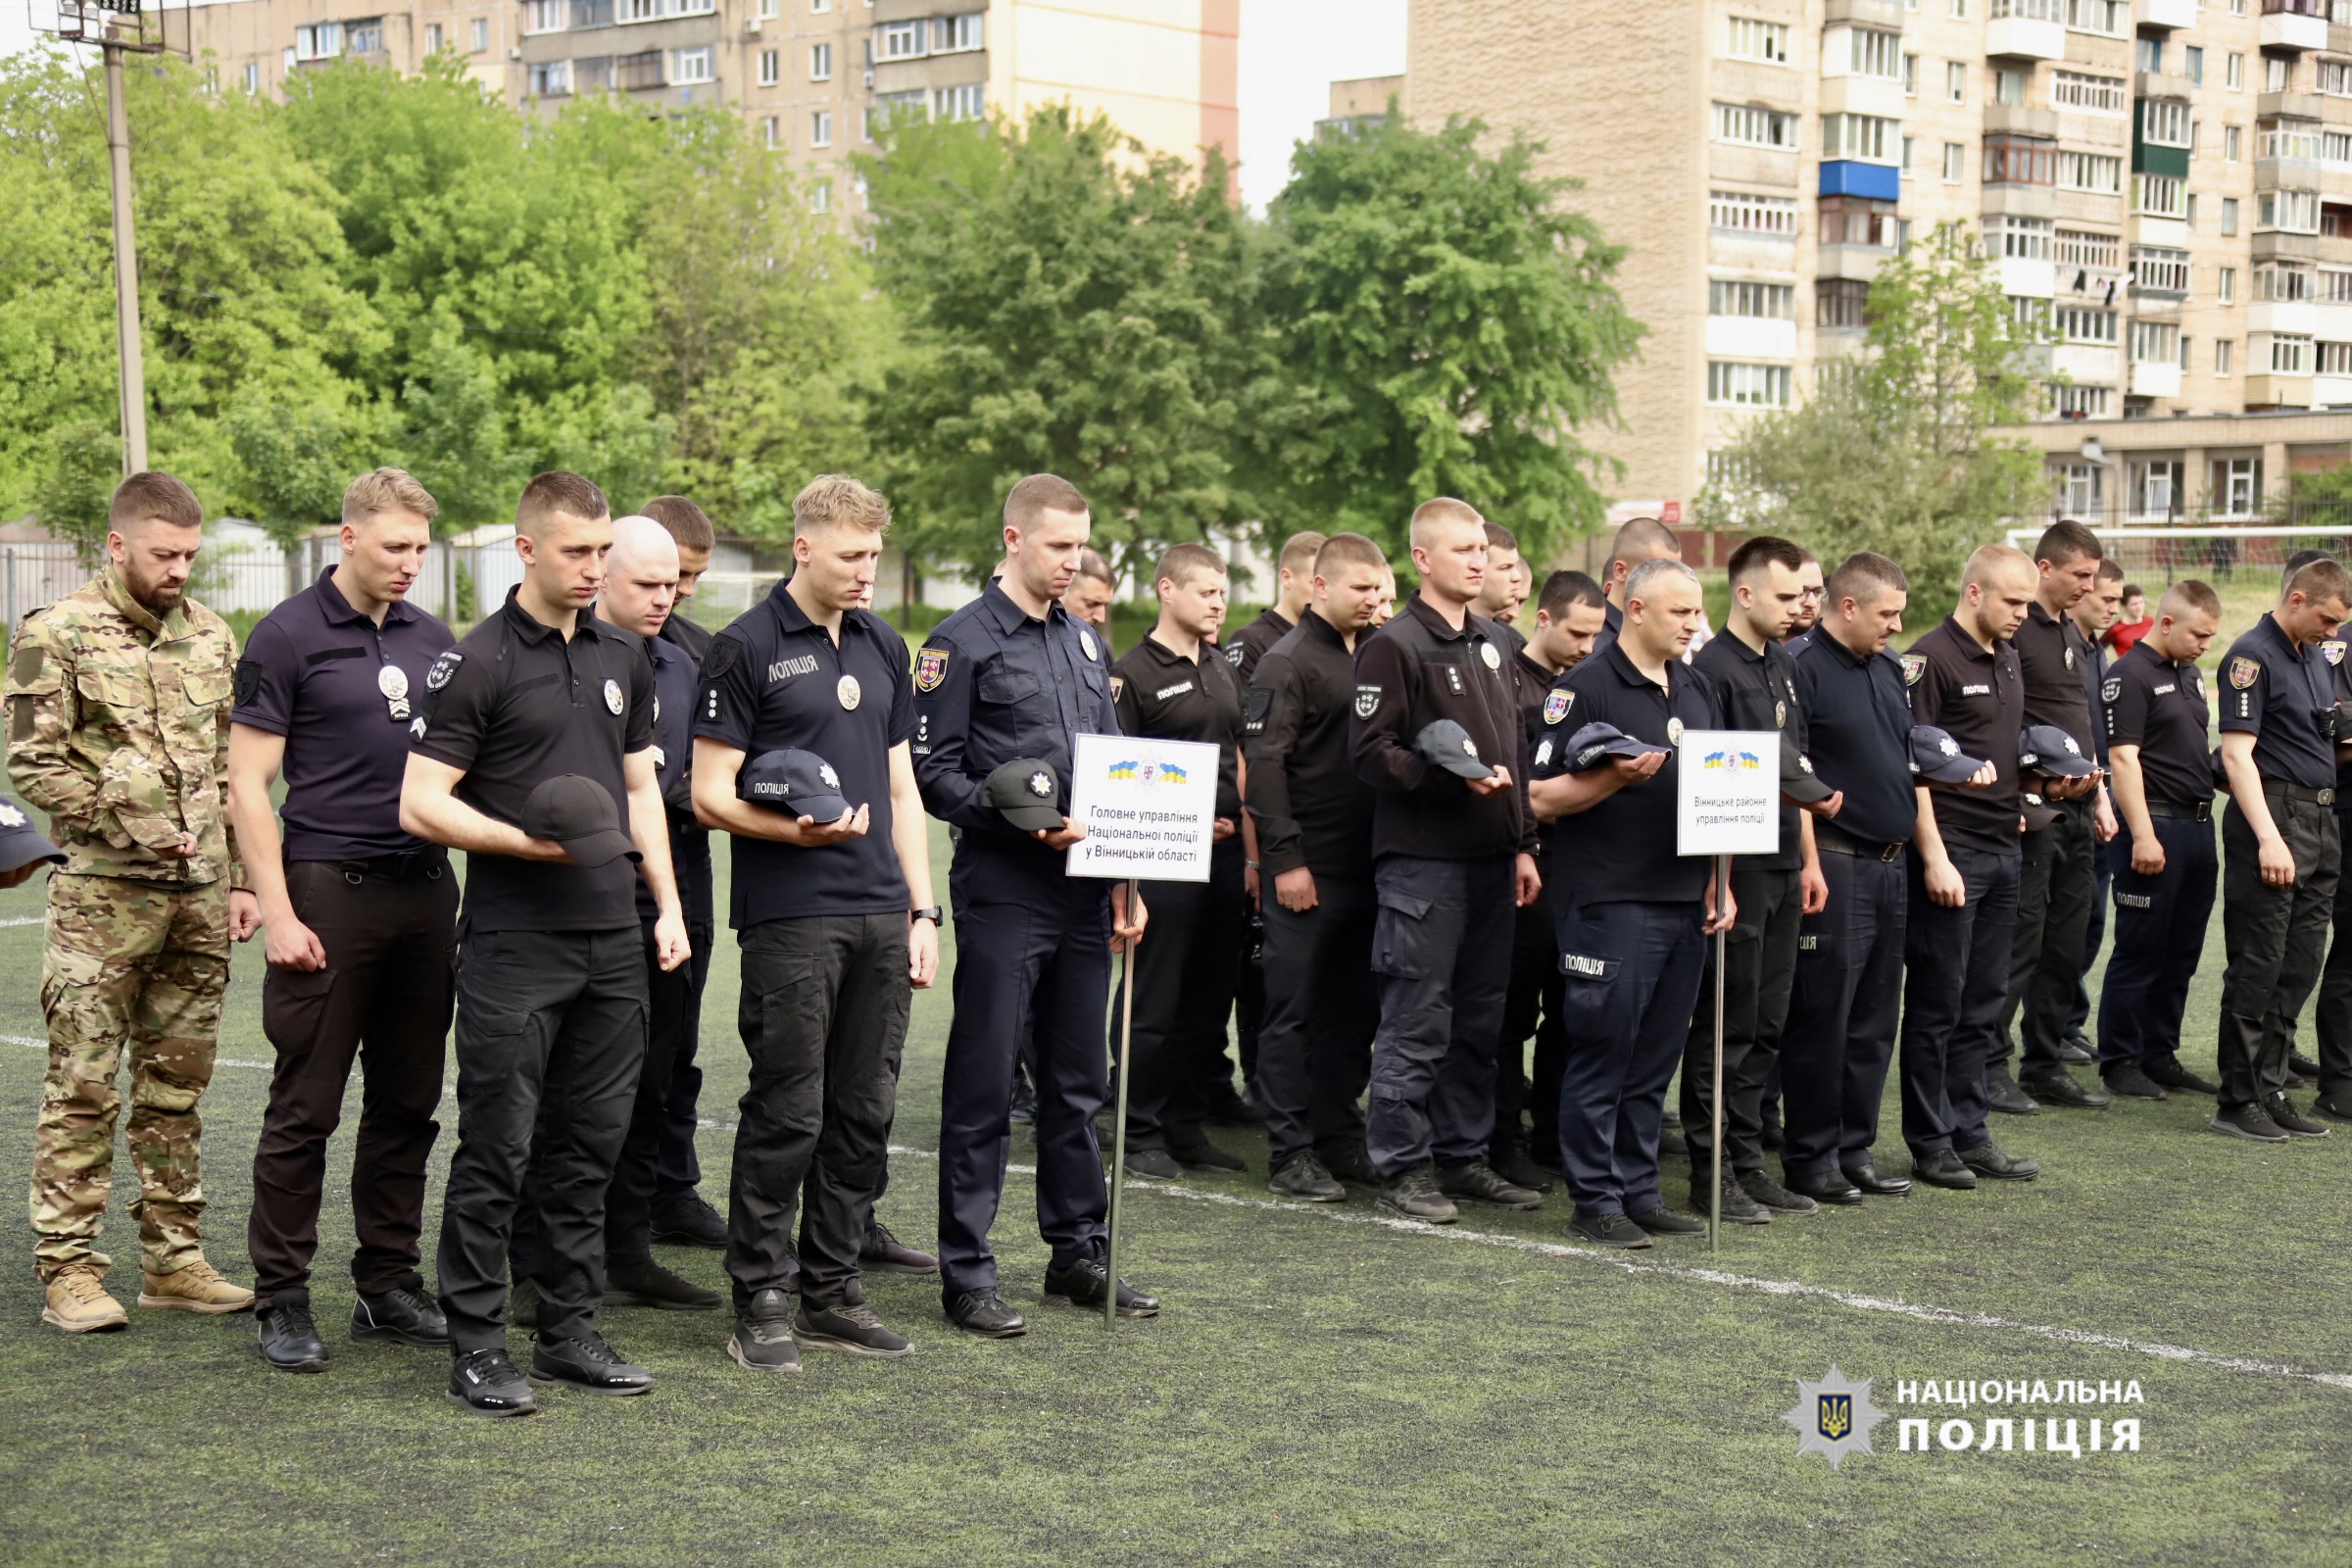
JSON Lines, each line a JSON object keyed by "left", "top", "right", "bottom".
{"left": 2002, "top": 523, "right": 2352, "bottom": 583}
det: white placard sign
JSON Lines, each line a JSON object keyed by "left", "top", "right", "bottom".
{"left": 1675, "top": 730, "right": 1782, "bottom": 858}
{"left": 1065, "top": 731, "right": 1220, "bottom": 883}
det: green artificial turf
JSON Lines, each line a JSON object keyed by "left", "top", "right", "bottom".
{"left": 2, "top": 824, "right": 2350, "bottom": 1567}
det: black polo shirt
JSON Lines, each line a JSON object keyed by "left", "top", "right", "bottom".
{"left": 2013, "top": 600, "right": 2097, "bottom": 753}
{"left": 1788, "top": 628, "right": 1914, "bottom": 847}
{"left": 2327, "top": 637, "right": 2352, "bottom": 798}
{"left": 1351, "top": 595, "right": 1534, "bottom": 861}
{"left": 2103, "top": 639, "right": 2212, "bottom": 809}
{"left": 1243, "top": 609, "right": 1374, "bottom": 879}
{"left": 1112, "top": 631, "right": 1244, "bottom": 820}
{"left": 2217, "top": 612, "right": 2336, "bottom": 790}
{"left": 1904, "top": 616, "right": 2025, "bottom": 857}
{"left": 696, "top": 578, "right": 917, "bottom": 928}
{"left": 233, "top": 568, "right": 455, "bottom": 862}
{"left": 410, "top": 588, "right": 656, "bottom": 934}
{"left": 1690, "top": 628, "right": 1803, "bottom": 872}
{"left": 1227, "top": 606, "right": 1295, "bottom": 685}
{"left": 635, "top": 629, "right": 711, "bottom": 929}
{"left": 1539, "top": 638, "right": 1722, "bottom": 906}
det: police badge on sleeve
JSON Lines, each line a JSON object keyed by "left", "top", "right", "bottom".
{"left": 425, "top": 650, "right": 463, "bottom": 691}
{"left": 914, "top": 649, "right": 949, "bottom": 693}
{"left": 1354, "top": 684, "right": 1382, "bottom": 719}
{"left": 1543, "top": 690, "right": 1572, "bottom": 726}
{"left": 1900, "top": 654, "right": 1926, "bottom": 687}
{"left": 2326, "top": 641, "right": 2347, "bottom": 667}
{"left": 2230, "top": 657, "right": 2262, "bottom": 690}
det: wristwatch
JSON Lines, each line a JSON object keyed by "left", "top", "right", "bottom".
{"left": 909, "top": 906, "right": 943, "bottom": 926}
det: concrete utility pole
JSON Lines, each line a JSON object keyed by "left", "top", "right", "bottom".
{"left": 102, "top": 20, "right": 149, "bottom": 474}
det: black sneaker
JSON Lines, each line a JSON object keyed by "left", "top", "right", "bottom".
{"left": 529, "top": 1328, "right": 654, "bottom": 1396}
{"left": 447, "top": 1348, "right": 537, "bottom": 1417}
{"left": 2211, "top": 1102, "right": 2290, "bottom": 1143}
{"left": 650, "top": 1192, "right": 728, "bottom": 1250}
{"left": 2021, "top": 1070, "right": 2110, "bottom": 1110}
{"left": 2312, "top": 1091, "right": 2352, "bottom": 1124}
{"left": 2101, "top": 1064, "right": 2169, "bottom": 1102}
{"left": 2290, "top": 1051, "right": 2324, "bottom": 1084}
{"left": 1629, "top": 1206, "right": 1707, "bottom": 1237}
{"left": 1042, "top": 1257, "right": 1160, "bottom": 1318}
{"left": 351, "top": 1285, "right": 448, "bottom": 1348}
{"left": 1566, "top": 1212, "right": 1652, "bottom": 1250}
{"left": 2059, "top": 1035, "right": 2097, "bottom": 1065}
{"left": 795, "top": 1300, "right": 914, "bottom": 1357}
{"left": 1321, "top": 1144, "right": 1377, "bottom": 1186}
{"left": 1490, "top": 1142, "right": 1557, "bottom": 1195}
{"left": 727, "top": 1288, "right": 802, "bottom": 1373}
{"left": 1123, "top": 1147, "right": 1183, "bottom": 1180}
{"left": 607, "top": 1254, "right": 722, "bottom": 1311}
{"left": 258, "top": 1292, "right": 329, "bottom": 1373}
{"left": 1377, "top": 1164, "right": 1459, "bottom": 1223}
{"left": 1735, "top": 1168, "right": 1817, "bottom": 1215}
{"left": 1957, "top": 1142, "right": 2040, "bottom": 1181}
{"left": 1268, "top": 1153, "right": 1346, "bottom": 1202}
{"left": 945, "top": 1289, "right": 1028, "bottom": 1339}
{"left": 860, "top": 1221, "right": 939, "bottom": 1275}
{"left": 1912, "top": 1150, "right": 1979, "bottom": 1191}
{"left": 2145, "top": 1057, "right": 2221, "bottom": 1096}
{"left": 1690, "top": 1175, "right": 1770, "bottom": 1227}
{"left": 1437, "top": 1158, "right": 1544, "bottom": 1210}
{"left": 1985, "top": 1070, "right": 2041, "bottom": 1116}
{"left": 2265, "top": 1094, "right": 2332, "bottom": 1139}
{"left": 1168, "top": 1137, "right": 1247, "bottom": 1172}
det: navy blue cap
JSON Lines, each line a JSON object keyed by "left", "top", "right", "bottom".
{"left": 1413, "top": 718, "right": 1495, "bottom": 779}
{"left": 0, "top": 796, "right": 64, "bottom": 875}
{"left": 1563, "top": 721, "right": 1670, "bottom": 774}
{"left": 738, "top": 748, "right": 853, "bottom": 823}
{"left": 1909, "top": 725, "right": 1986, "bottom": 785}
{"left": 2018, "top": 724, "right": 2097, "bottom": 779}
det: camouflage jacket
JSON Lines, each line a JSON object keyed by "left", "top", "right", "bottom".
{"left": 6, "top": 571, "right": 245, "bottom": 887}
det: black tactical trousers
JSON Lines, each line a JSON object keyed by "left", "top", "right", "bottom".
{"left": 1256, "top": 871, "right": 1377, "bottom": 1171}
{"left": 2218, "top": 787, "right": 2339, "bottom": 1109}
{"left": 1996, "top": 798, "right": 2096, "bottom": 1081}
{"left": 1494, "top": 903, "right": 1567, "bottom": 1161}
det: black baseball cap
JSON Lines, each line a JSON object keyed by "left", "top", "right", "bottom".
{"left": 2018, "top": 724, "right": 2098, "bottom": 779}
{"left": 0, "top": 796, "right": 64, "bottom": 875}
{"left": 1563, "top": 721, "right": 1669, "bottom": 774}
{"left": 520, "top": 774, "right": 640, "bottom": 868}
{"left": 738, "top": 748, "right": 851, "bottom": 823}
{"left": 984, "top": 759, "right": 1066, "bottom": 831}
{"left": 1414, "top": 718, "right": 1495, "bottom": 780}
{"left": 1782, "top": 748, "right": 1836, "bottom": 806}
{"left": 1909, "top": 725, "right": 1986, "bottom": 785}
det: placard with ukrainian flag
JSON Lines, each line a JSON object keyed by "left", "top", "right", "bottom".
{"left": 1674, "top": 729, "right": 1782, "bottom": 859}
{"left": 1065, "top": 731, "right": 1221, "bottom": 883}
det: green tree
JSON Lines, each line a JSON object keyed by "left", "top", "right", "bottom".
{"left": 1254, "top": 111, "right": 1642, "bottom": 566}
{"left": 1699, "top": 221, "right": 2046, "bottom": 623}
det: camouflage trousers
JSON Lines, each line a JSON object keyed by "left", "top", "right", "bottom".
{"left": 31, "top": 873, "right": 229, "bottom": 1283}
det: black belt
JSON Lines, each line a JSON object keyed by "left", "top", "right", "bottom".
{"left": 2265, "top": 779, "right": 2337, "bottom": 808}
{"left": 329, "top": 850, "right": 449, "bottom": 882}
{"left": 2143, "top": 799, "right": 2212, "bottom": 821}
{"left": 1815, "top": 823, "right": 1906, "bottom": 862}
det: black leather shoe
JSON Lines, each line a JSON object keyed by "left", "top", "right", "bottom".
{"left": 1690, "top": 1175, "right": 1770, "bottom": 1226}
{"left": 796, "top": 1300, "right": 914, "bottom": 1357}
{"left": 727, "top": 1289, "right": 802, "bottom": 1372}
{"left": 2101, "top": 1064, "right": 2169, "bottom": 1102}
{"left": 258, "top": 1291, "right": 329, "bottom": 1373}
{"left": 1123, "top": 1147, "right": 1183, "bottom": 1180}
{"left": 1957, "top": 1142, "right": 2040, "bottom": 1181}
{"left": 2290, "top": 1051, "right": 2324, "bottom": 1083}
{"left": 1268, "top": 1153, "right": 1346, "bottom": 1202}
{"left": 1437, "top": 1158, "right": 1544, "bottom": 1210}
{"left": 1841, "top": 1161, "right": 1911, "bottom": 1197}
{"left": 2265, "top": 1094, "right": 2332, "bottom": 1139}
{"left": 860, "top": 1221, "right": 939, "bottom": 1274}
{"left": 1168, "top": 1137, "right": 1247, "bottom": 1172}
{"left": 1629, "top": 1205, "right": 1706, "bottom": 1237}
{"left": 1985, "top": 1071, "right": 2040, "bottom": 1116}
{"left": 2059, "top": 1034, "right": 2096, "bottom": 1065}
{"left": 608, "top": 1254, "right": 722, "bottom": 1311}
{"left": 649, "top": 1192, "right": 728, "bottom": 1250}
{"left": 529, "top": 1329, "right": 654, "bottom": 1396}
{"left": 351, "top": 1285, "right": 449, "bottom": 1347}
{"left": 1785, "top": 1170, "right": 1865, "bottom": 1205}
{"left": 1566, "top": 1212, "right": 1651, "bottom": 1249}
{"left": 1043, "top": 1257, "right": 1160, "bottom": 1318}
{"left": 1738, "top": 1168, "right": 1819, "bottom": 1215}
{"left": 447, "top": 1348, "right": 537, "bottom": 1417}
{"left": 1490, "top": 1142, "right": 1557, "bottom": 1195}
{"left": 2312, "top": 1091, "right": 2352, "bottom": 1124}
{"left": 945, "top": 1289, "right": 1028, "bottom": 1338}
{"left": 1912, "top": 1151, "right": 1979, "bottom": 1191}
{"left": 1321, "top": 1144, "right": 1377, "bottom": 1185}
{"left": 2022, "top": 1070, "right": 2109, "bottom": 1109}
{"left": 2145, "top": 1057, "right": 2221, "bottom": 1096}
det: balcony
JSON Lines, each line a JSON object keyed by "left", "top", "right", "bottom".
{"left": 2262, "top": 0, "right": 2329, "bottom": 52}
{"left": 1819, "top": 74, "right": 1905, "bottom": 119}
{"left": 2256, "top": 229, "right": 2326, "bottom": 260}
{"left": 1998, "top": 257, "right": 2058, "bottom": 297}
{"left": 1986, "top": 14, "right": 2067, "bottom": 60}
{"left": 2245, "top": 371, "right": 2316, "bottom": 406}
{"left": 2136, "top": 0, "right": 2196, "bottom": 24}
{"left": 2053, "top": 344, "right": 2122, "bottom": 384}
{"left": 2249, "top": 301, "right": 2322, "bottom": 333}
{"left": 1704, "top": 317, "right": 1798, "bottom": 360}
{"left": 1984, "top": 105, "right": 2059, "bottom": 138}
{"left": 1820, "top": 160, "right": 1900, "bottom": 200}
{"left": 1819, "top": 245, "right": 1893, "bottom": 282}
{"left": 2130, "top": 360, "right": 2183, "bottom": 398}
{"left": 1824, "top": 0, "right": 1907, "bottom": 23}
{"left": 2260, "top": 90, "right": 2326, "bottom": 120}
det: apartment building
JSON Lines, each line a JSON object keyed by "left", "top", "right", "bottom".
{"left": 1402, "top": 0, "right": 2352, "bottom": 524}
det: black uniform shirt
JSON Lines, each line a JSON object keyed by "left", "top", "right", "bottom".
{"left": 2014, "top": 600, "right": 2097, "bottom": 754}
{"left": 637, "top": 628, "right": 711, "bottom": 930}
{"left": 1492, "top": 619, "right": 1529, "bottom": 662}
{"left": 1539, "top": 638, "right": 1722, "bottom": 906}
{"left": 2217, "top": 612, "right": 2336, "bottom": 790}
{"left": 912, "top": 578, "right": 1119, "bottom": 853}
{"left": 2326, "top": 637, "right": 2352, "bottom": 798}
{"left": 1788, "top": 628, "right": 1915, "bottom": 846}
{"left": 1350, "top": 595, "right": 1535, "bottom": 861}
{"left": 410, "top": 588, "right": 657, "bottom": 933}
{"left": 1227, "top": 606, "right": 1295, "bottom": 685}
{"left": 2080, "top": 635, "right": 2111, "bottom": 766}
{"left": 1591, "top": 599, "right": 1624, "bottom": 657}
{"left": 1243, "top": 609, "right": 1375, "bottom": 879}
{"left": 1904, "top": 615, "right": 2025, "bottom": 857}
{"left": 2102, "top": 639, "right": 2212, "bottom": 808}
{"left": 1112, "top": 631, "right": 1244, "bottom": 820}
{"left": 697, "top": 579, "right": 917, "bottom": 927}
{"left": 232, "top": 568, "right": 455, "bottom": 862}
{"left": 1690, "top": 629, "right": 1804, "bottom": 872}
{"left": 661, "top": 611, "right": 713, "bottom": 662}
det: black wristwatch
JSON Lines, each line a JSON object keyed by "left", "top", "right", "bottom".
{"left": 909, "top": 906, "right": 943, "bottom": 926}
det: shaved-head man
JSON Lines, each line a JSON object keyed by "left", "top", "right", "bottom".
{"left": 1595, "top": 516, "right": 1681, "bottom": 655}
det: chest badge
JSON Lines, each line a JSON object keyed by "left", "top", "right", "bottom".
{"left": 1480, "top": 642, "right": 1500, "bottom": 671}
{"left": 1667, "top": 717, "right": 1685, "bottom": 745}
{"left": 377, "top": 662, "right": 412, "bottom": 721}
{"left": 604, "top": 678, "right": 624, "bottom": 714}
{"left": 914, "top": 649, "right": 949, "bottom": 692}
{"left": 1774, "top": 699, "right": 1787, "bottom": 728}
{"left": 1900, "top": 654, "right": 1926, "bottom": 687}
{"left": 838, "top": 674, "right": 862, "bottom": 711}
{"left": 1543, "top": 690, "right": 1571, "bottom": 726}
{"left": 2229, "top": 657, "right": 2262, "bottom": 690}
{"left": 2064, "top": 646, "right": 2075, "bottom": 671}
{"left": 1079, "top": 629, "right": 1098, "bottom": 662}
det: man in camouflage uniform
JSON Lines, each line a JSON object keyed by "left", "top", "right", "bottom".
{"left": 7, "top": 470, "right": 260, "bottom": 1332}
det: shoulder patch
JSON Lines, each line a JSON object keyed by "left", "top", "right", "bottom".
{"left": 1223, "top": 642, "right": 1246, "bottom": 667}
{"left": 702, "top": 634, "right": 743, "bottom": 683}
{"left": 1900, "top": 653, "right": 1927, "bottom": 687}
{"left": 914, "top": 647, "right": 949, "bottom": 693}
{"left": 2229, "top": 656, "right": 2262, "bottom": 690}
{"left": 2326, "top": 641, "right": 2347, "bottom": 667}
{"left": 1353, "top": 684, "right": 1382, "bottom": 720}
{"left": 1243, "top": 686, "right": 1272, "bottom": 726}
{"left": 235, "top": 659, "right": 263, "bottom": 708}
{"left": 1109, "top": 674, "right": 1125, "bottom": 702}
{"left": 10, "top": 643, "right": 41, "bottom": 685}
{"left": 2101, "top": 676, "right": 2122, "bottom": 705}
{"left": 1544, "top": 690, "right": 1572, "bottom": 726}
{"left": 425, "top": 650, "right": 463, "bottom": 691}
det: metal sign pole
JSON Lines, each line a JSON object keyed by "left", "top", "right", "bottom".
{"left": 1710, "top": 853, "right": 1730, "bottom": 1255}
{"left": 1103, "top": 875, "right": 1139, "bottom": 1330}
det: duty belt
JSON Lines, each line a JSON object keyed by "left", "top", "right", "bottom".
{"left": 2143, "top": 799, "right": 2213, "bottom": 821}
{"left": 2265, "top": 779, "right": 2337, "bottom": 808}
{"left": 331, "top": 849, "right": 449, "bottom": 882}
{"left": 1815, "top": 823, "right": 1906, "bottom": 862}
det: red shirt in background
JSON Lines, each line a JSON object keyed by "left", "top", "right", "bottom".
{"left": 2104, "top": 616, "right": 2155, "bottom": 657}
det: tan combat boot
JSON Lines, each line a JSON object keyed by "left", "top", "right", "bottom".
{"left": 43, "top": 1266, "right": 129, "bottom": 1334}
{"left": 138, "top": 1257, "right": 255, "bottom": 1314}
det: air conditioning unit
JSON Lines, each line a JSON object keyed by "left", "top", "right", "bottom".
{"left": 747, "top": 16, "right": 761, "bottom": 31}
{"left": 508, "top": 46, "right": 521, "bottom": 60}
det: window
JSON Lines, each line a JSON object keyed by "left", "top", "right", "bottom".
{"left": 2261, "top": 125, "right": 2318, "bottom": 160}
{"left": 1710, "top": 280, "right": 1796, "bottom": 318}
{"left": 760, "top": 0, "right": 778, "bottom": 15}
{"left": 805, "top": 0, "right": 821, "bottom": 10}
{"left": 2218, "top": 458, "right": 2264, "bottom": 514}
{"left": 2056, "top": 228, "right": 2120, "bottom": 270}
{"left": 810, "top": 109, "right": 833, "bottom": 146}
{"left": 529, "top": 59, "right": 571, "bottom": 95}
{"left": 1947, "top": 61, "right": 1968, "bottom": 102}
{"left": 2258, "top": 265, "right": 2315, "bottom": 301}
{"left": 2051, "top": 463, "right": 2105, "bottom": 516}
{"left": 2270, "top": 56, "right": 2292, "bottom": 93}
{"left": 1943, "top": 141, "right": 1965, "bottom": 181}
{"left": 1902, "top": 135, "right": 1916, "bottom": 175}
{"left": 525, "top": 0, "right": 565, "bottom": 33}
{"left": 2323, "top": 60, "right": 2352, "bottom": 96}
{"left": 1715, "top": 103, "right": 1800, "bottom": 148}
{"left": 572, "top": 0, "right": 612, "bottom": 24}
{"left": 2135, "top": 35, "right": 2161, "bottom": 74}
{"left": 424, "top": 22, "right": 442, "bottom": 51}
{"left": 2179, "top": 334, "right": 2193, "bottom": 371}
{"left": 2132, "top": 246, "right": 2190, "bottom": 294}
{"left": 2056, "top": 305, "right": 2119, "bottom": 342}
{"left": 294, "top": 22, "right": 341, "bottom": 59}
{"left": 2010, "top": 296, "right": 2053, "bottom": 335}
{"left": 1817, "top": 278, "right": 1871, "bottom": 329}
{"left": 1950, "top": 0, "right": 1967, "bottom": 13}
{"left": 471, "top": 18, "right": 489, "bottom": 50}
{"left": 2134, "top": 173, "right": 2186, "bottom": 217}
{"left": 2223, "top": 197, "right": 2240, "bottom": 236}
{"left": 1822, "top": 197, "right": 1900, "bottom": 246}
{"left": 809, "top": 40, "right": 831, "bottom": 78}
{"left": 1904, "top": 53, "right": 1919, "bottom": 95}
{"left": 2131, "top": 320, "right": 2180, "bottom": 363}
{"left": 2271, "top": 334, "right": 2314, "bottom": 374}
{"left": 1985, "top": 214, "right": 2055, "bottom": 258}
{"left": 2322, "top": 342, "right": 2352, "bottom": 375}
{"left": 878, "top": 19, "right": 926, "bottom": 59}
{"left": 573, "top": 54, "right": 612, "bottom": 89}
{"left": 2051, "top": 71, "right": 2126, "bottom": 114}
{"left": 2223, "top": 266, "right": 2239, "bottom": 303}
{"left": 241, "top": 59, "right": 261, "bottom": 91}
{"left": 2186, "top": 46, "right": 2205, "bottom": 86}
{"left": 672, "top": 45, "right": 712, "bottom": 83}
{"left": 1822, "top": 114, "right": 1899, "bottom": 162}
{"left": 935, "top": 13, "right": 984, "bottom": 52}
{"left": 760, "top": 115, "right": 780, "bottom": 148}
{"left": 1994, "top": 69, "right": 2028, "bottom": 106}
{"left": 2227, "top": 53, "right": 2243, "bottom": 90}
{"left": 2057, "top": 150, "right": 2122, "bottom": 192}
{"left": 2261, "top": 189, "right": 2323, "bottom": 232}
{"left": 1707, "top": 362, "right": 1793, "bottom": 407}
{"left": 758, "top": 48, "right": 778, "bottom": 85}
{"left": 2141, "top": 100, "right": 2190, "bottom": 149}
{"left": 2186, "top": 193, "right": 2198, "bottom": 229}
{"left": 2064, "top": 0, "right": 2126, "bottom": 31}
{"left": 2329, "top": 129, "right": 2352, "bottom": 163}
{"left": 868, "top": 89, "right": 926, "bottom": 136}
{"left": 810, "top": 179, "right": 832, "bottom": 215}
{"left": 2324, "top": 268, "right": 2352, "bottom": 302}
{"left": 1727, "top": 16, "right": 1790, "bottom": 61}
{"left": 615, "top": 49, "right": 662, "bottom": 88}
{"left": 1985, "top": 135, "right": 2057, "bottom": 184}
{"left": 1708, "top": 190, "right": 1798, "bottom": 234}
{"left": 2054, "top": 386, "right": 2111, "bottom": 419}
{"left": 936, "top": 82, "right": 985, "bottom": 121}
{"left": 2218, "top": 339, "right": 2234, "bottom": 376}
{"left": 2227, "top": 124, "right": 2242, "bottom": 162}
{"left": 2132, "top": 461, "right": 2183, "bottom": 514}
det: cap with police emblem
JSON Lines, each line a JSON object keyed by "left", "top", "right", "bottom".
{"left": 2017, "top": 723, "right": 2097, "bottom": 779}
{"left": 737, "top": 748, "right": 853, "bottom": 823}
{"left": 984, "top": 758, "right": 1067, "bottom": 831}
{"left": 1413, "top": 718, "right": 1494, "bottom": 780}
{"left": 1908, "top": 725, "right": 1986, "bottom": 785}
{"left": 0, "top": 795, "right": 66, "bottom": 875}
{"left": 1562, "top": 721, "right": 1669, "bottom": 774}
{"left": 520, "top": 774, "right": 642, "bottom": 867}
{"left": 1780, "top": 748, "right": 1836, "bottom": 806}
